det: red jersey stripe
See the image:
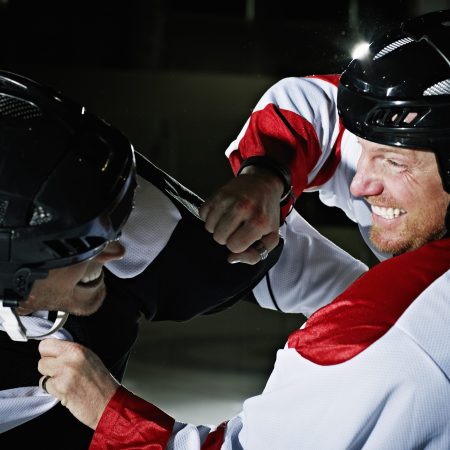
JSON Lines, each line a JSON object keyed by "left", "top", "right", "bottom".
{"left": 288, "top": 238, "right": 450, "bottom": 365}
{"left": 90, "top": 386, "right": 175, "bottom": 449}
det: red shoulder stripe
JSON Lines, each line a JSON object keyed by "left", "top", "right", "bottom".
{"left": 230, "top": 103, "right": 322, "bottom": 209}
{"left": 288, "top": 238, "right": 450, "bottom": 365}
{"left": 306, "top": 74, "right": 341, "bottom": 87}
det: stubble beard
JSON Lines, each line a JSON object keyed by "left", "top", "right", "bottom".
{"left": 369, "top": 208, "right": 448, "bottom": 255}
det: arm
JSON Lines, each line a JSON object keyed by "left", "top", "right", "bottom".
{"left": 252, "top": 208, "right": 368, "bottom": 316}
{"left": 37, "top": 339, "right": 237, "bottom": 449}
{"left": 200, "top": 75, "right": 345, "bottom": 263}
{"left": 106, "top": 153, "right": 283, "bottom": 322}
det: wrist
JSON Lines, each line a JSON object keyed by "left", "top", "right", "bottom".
{"left": 237, "top": 156, "right": 295, "bottom": 207}
{"left": 239, "top": 164, "right": 284, "bottom": 197}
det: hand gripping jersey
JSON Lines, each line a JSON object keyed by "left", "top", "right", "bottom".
{"left": 0, "top": 149, "right": 366, "bottom": 448}
{"left": 90, "top": 237, "right": 450, "bottom": 449}
{"left": 226, "top": 75, "right": 390, "bottom": 262}
{"left": 0, "top": 153, "right": 283, "bottom": 448}
{"left": 229, "top": 75, "right": 392, "bottom": 314}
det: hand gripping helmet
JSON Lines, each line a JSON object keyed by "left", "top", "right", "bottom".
{"left": 337, "top": 9, "right": 450, "bottom": 197}
{"left": 0, "top": 71, "right": 136, "bottom": 316}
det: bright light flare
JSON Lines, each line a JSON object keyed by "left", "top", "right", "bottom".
{"left": 351, "top": 42, "right": 370, "bottom": 59}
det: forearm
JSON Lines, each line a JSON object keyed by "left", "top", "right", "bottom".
{"left": 91, "top": 386, "right": 231, "bottom": 450}
{"left": 226, "top": 76, "right": 343, "bottom": 221}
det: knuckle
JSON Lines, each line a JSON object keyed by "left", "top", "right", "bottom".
{"left": 71, "top": 343, "right": 87, "bottom": 358}
{"left": 65, "top": 343, "right": 89, "bottom": 366}
{"left": 252, "top": 213, "right": 269, "bottom": 229}
{"left": 233, "top": 197, "right": 254, "bottom": 214}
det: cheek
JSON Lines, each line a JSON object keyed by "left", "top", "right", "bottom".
{"left": 45, "top": 264, "right": 89, "bottom": 292}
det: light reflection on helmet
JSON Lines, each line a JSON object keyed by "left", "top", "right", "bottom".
{"left": 338, "top": 9, "right": 450, "bottom": 194}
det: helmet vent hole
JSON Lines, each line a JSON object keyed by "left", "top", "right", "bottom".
{"left": 44, "top": 237, "right": 106, "bottom": 259}
{"left": 44, "top": 240, "right": 74, "bottom": 258}
{"left": 0, "top": 94, "right": 42, "bottom": 120}
{"left": 0, "top": 200, "right": 8, "bottom": 226}
{"left": 390, "top": 111, "right": 418, "bottom": 124}
{"left": 369, "top": 108, "right": 426, "bottom": 127}
{"left": 373, "top": 37, "right": 414, "bottom": 60}
{"left": 423, "top": 78, "right": 450, "bottom": 96}
{"left": 44, "top": 238, "right": 92, "bottom": 258}
{"left": 29, "top": 205, "right": 53, "bottom": 226}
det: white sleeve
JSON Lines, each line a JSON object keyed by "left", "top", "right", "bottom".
{"left": 240, "top": 273, "right": 450, "bottom": 449}
{"left": 105, "top": 175, "right": 182, "bottom": 278}
{"left": 252, "top": 209, "right": 368, "bottom": 316}
{"left": 225, "top": 76, "right": 342, "bottom": 187}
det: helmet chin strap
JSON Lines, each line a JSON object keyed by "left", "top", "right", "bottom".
{"left": 0, "top": 302, "right": 69, "bottom": 342}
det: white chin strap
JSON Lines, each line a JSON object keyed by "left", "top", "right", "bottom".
{"left": 0, "top": 302, "right": 69, "bottom": 341}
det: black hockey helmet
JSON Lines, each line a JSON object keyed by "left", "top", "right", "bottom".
{"left": 337, "top": 9, "right": 450, "bottom": 194}
{"left": 0, "top": 71, "right": 137, "bottom": 306}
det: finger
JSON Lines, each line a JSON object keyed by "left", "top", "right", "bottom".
{"left": 38, "top": 355, "right": 61, "bottom": 377}
{"left": 228, "top": 232, "right": 279, "bottom": 265}
{"left": 226, "top": 219, "right": 277, "bottom": 254}
{"left": 202, "top": 198, "right": 235, "bottom": 235}
{"left": 211, "top": 210, "right": 250, "bottom": 247}
{"left": 228, "top": 240, "right": 269, "bottom": 265}
{"left": 228, "top": 248, "right": 261, "bottom": 265}
{"left": 38, "top": 374, "right": 66, "bottom": 406}
{"left": 198, "top": 200, "right": 211, "bottom": 222}
{"left": 259, "top": 231, "right": 280, "bottom": 252}
{"left": 39, "top": 374, "right": 52, "bottom": 394}
{"left": 199, "top": 184, "right": 235, "bottom": 224}
{"left": 38, "top": 338, "right": 74, "bottom": 357}
{"left": 225, "top": 229, "right": 262, "bottom": 254}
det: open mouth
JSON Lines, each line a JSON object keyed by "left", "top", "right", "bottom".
{"left": 77, "top": 270, "right": 104, "bottom": 289}
{"left": 371, "top": 205, "right": 406, "bottom": 220}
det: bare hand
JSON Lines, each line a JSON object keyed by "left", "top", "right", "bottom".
{"left": 38, "top": 339, "right": 119, "bottom": 430}
{"left": 199, "top": 167, "right": 284, "bottom": 264}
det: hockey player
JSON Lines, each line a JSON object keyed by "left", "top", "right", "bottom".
{"left": 37, "top": 9, "right": 450, "bottom": 450}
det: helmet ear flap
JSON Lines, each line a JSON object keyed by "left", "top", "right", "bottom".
{"left": 0, "top": 266, "right": 48, "bottom": 307}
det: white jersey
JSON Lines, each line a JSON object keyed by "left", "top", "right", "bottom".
{"left": 223, "top": 75, "right": 390, "bottom": 313}
{"left": 90, "top": 238, "right": 450, "bottom": 449}
{"left": 107, "top": 77, "right": 374, "bottom": 316}
{"left": 108, "top": 171, "right": 368, "bottom": 317}
{"left": 107, "top": 76, "right": 376, "bottom": 318}
{"left": 89, "top": 76, "right": 450, "bottom": 449}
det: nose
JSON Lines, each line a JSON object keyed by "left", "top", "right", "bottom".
{"left": 350, "top": 153, "right": 383, "bottom": 198}
{"left": 94, "top": 240, "right": 125, "bottom": 264}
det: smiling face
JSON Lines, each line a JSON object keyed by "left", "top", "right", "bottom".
{"left": 17, "top": 241, "right": 125, "bottom": 316}
{"left": 350, "top": 138, "right": 450, "bottom": 255}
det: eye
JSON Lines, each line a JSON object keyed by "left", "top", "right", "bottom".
{"left": 386, "top": 159, "right": 406, "bottom": 169}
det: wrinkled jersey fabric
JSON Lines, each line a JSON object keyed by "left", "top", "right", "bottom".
{"left": 0, "top": 313, "right": 73, "bottom": 432}
{"left": 226, "top": 75, "right": 389, "bottom": 261}
{"left": 234, "top": 75, "right": 391, "bottom": 314}
{"left": 91, "top": 238, "right": 450, "bottom": 449}
{"left": 0, "top": 153, "right": 282, "bottom": 449}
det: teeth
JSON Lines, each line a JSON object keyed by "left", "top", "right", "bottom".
{"left": 80, "top": 269, "right": 102, "bottom": 284}
{"left": 372, "top": 205, "right": 406, "bottom": 220}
